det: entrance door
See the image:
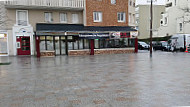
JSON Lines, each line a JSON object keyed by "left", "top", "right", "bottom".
{"left": 17, "top": 36, "right": 31, "bottom": 55}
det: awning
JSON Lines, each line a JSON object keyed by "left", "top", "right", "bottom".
{"left": 36, "top": 23, "right": 137, "bottom": 36}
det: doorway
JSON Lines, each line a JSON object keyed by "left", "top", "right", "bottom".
{"left": 16, "top": 36, "right": 31, "bottom": 55}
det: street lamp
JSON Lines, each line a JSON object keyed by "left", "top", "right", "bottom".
{"left": 150, "top": 0, "right": 153, "bottom": 57}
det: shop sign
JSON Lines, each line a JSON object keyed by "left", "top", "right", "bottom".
{"left": 79, "top": 33, "right": 109, "bottom": 39}
{"left": 0, "top": 34, "right": 6, "bottom": 38}
{"left": 120, "top": 32, "right": 130, "bottom": 38}
{"left": 110, "top": 32, "right": 121, "bottom": 39}
{"left": 130, "top": 31, "right": 138, "bottom": 37}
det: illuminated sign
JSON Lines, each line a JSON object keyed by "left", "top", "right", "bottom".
{"left": 130, "top": 31, "right": 138, "bottom": 37}
{"left": 0, "top": 34, "right": 6, "bottom": 38}
{"left": 79, "top": 33, "right": 109, "bottom": 39}
{"left": 120, "top": 32, "right": 130, "bottom": 38}
{"left": 110, "top": 32, "right": 121, "bottom": 39}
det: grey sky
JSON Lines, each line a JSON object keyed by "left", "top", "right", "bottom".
{"left": 136, "top": 0, "right": 166, "bottom": 5}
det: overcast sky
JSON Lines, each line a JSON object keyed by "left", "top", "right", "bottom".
{"left": 136, "top": 0, "right": 166, "bottom": 5}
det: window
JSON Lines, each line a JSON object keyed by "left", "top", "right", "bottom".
{"left": 129, "top": 13, "right": 131, "bottom": 23}
{"left": 44, "top": 12, "right": 52, "bottom": 22}
{"left": 93, "top": 12, "right": 102, "bottom": 22}
{"left": 179, "top": 23, "right": 183, "bottom": 31}
{"left": 72, "top": 13, "right": 79, "bottom": 23}
{"left": 111, "top": 0, "right": 116, "bottom": 4}
{"left": 129, "top": 0, "right": 132, "bottom": 6}
{"left": 17, "top": 10, "right": 28, "bottom": 26}
{"left": 164, "top": 17, "right": 168, "bottom": 25}
{"left": 118, "top": 12, "right": 126, "bottom": 22}
{"left": 60, "top": 13, "right": 67, "bottom": 23}
{"left": 133, "top": 2, "right": 135, "bottom": 7}
{"left": 160, "top": 20, "right": 163, "bottom": 26}
{"left": 133, "top": 14, "right": 135, "bottom": 23}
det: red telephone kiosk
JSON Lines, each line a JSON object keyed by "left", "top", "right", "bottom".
{"left": 16, "top": 36, "right": 31, "bottom": 55}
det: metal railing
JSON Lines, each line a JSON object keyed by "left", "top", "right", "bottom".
{"left": 4, "top": 0, "right": 85, "bottom": 8}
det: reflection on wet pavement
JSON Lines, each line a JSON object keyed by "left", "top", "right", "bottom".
{"left": 0, "top": 52, "right": 190, "bottom": 107}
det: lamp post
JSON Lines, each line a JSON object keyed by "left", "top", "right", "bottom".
{"left": 150, "top": 0, "right": 153, "bottom": 57}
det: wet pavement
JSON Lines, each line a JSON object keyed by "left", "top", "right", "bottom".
{"left": 1, "top": 51, "right": 190, "bottom": 107}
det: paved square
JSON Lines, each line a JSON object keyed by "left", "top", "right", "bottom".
{"left": 1, "top": 52, "right": 190, "bottom": 107}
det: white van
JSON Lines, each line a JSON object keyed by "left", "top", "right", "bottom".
{"left": 169, "top": 34, "right": 190, "bottom": 51}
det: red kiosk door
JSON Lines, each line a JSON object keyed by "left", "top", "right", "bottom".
{"left": 17, "top": 37, "right": 31, "bottom": 55}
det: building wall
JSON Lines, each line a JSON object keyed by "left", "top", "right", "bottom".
{"left": 128, "top": 0, "right": 136, "bottom": 26}
{"left": 156, "top": 0, "right": 190, "bottom": 37}
{"left": 156, "top": 7, "right": 183, "bottom": 37}
{"left": 7, "top": 30, "right": 14, "bottom": 55}
{"left": 7, "top": 9, "right": 84, "bottom": 31}
{"left": 138, "top": 5, "right": 165, "bottom": 39}
{"left": 5, "top": 9, "right": 84, "bottom": 55}
{"left": 85, "top": 0, "right": 128, "bottom": 26}
{"left": 0, "top": 2, "right": 7, "bottom": 30}
{"left": 165, "top": 0, "right": 190, "bottom": 8}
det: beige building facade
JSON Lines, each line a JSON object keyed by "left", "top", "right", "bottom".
{"left": 128, "top": 0, "right": 136, "bottom": 26}
{"left": 155, "top": 0, "right": 190, "bottom": 37}
{"left": 138, "top": 5, "right": 165, "bottom": 39}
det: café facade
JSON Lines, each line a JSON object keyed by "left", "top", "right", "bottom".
{"left": 35, "top": 23, "right": 138, "bottom": 56}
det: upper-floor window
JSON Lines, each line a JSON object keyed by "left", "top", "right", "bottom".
{"left": 72, "top": 13, "right": 79, "bottom": 24}
{"left": 128, "top": 13, "right": 131, "bottom": 23}
{"left": 44, "top": 12, "right": 53, "bottom": 22}
{"left": 93, "top": 12, "right": 102, "bottom": 22}
{"left": 118, "top": 12, "right": 126, "bottom": 22}
{"left": 164, "top": 17, "right": 168, "bottom": 25}
{"left": 17, "top": 10, "right": 28, "bottom": 26}
{"left": 129, "top": 0, "right": 132, "bottom": 6}
{"left": 179, "top": 23, "right": 183, "bottom": 31}
{"left": 60, "top": 13, "right": 67, "bottom": 23}
{"left": 133, "top": 14, "right": 135, "bottom": 23}
{"left": 111, "top": 0, "right": 116, "bottom": 4}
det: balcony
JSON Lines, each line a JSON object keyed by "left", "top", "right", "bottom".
{"left": 4, "top": 0, "right": 85, "bottom": 10}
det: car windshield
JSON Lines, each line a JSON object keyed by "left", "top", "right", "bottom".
{"left": 161, "top": 42, "right": 167, "bottom": 46}
{"left": 139, "top": 42, "right": 147, "bottom": 45}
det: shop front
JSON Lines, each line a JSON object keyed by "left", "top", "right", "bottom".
{"left": 35, "top": 23, "right": 138, "bottom": 57}
{"left": 67, "top": 32, "right": 137, "bottom": 55}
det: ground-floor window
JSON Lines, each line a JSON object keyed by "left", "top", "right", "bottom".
{"left": 98, "top": 38, "right": 135, "bottom": 49}
{"left": 40, "top": 36, "right": 46, "bottom": 51}
{"left": 95, "top": 39, "right": 99, "bottom": 49}
{"left": 38, "top": 35, "right": 135, "bottom": 55}
{"left": 0, "top": 33, "right": 8, "bottom": 55}
{"left": 84, "top": 39, "right": 90, "bottom": 49}
{"left": 46, "top": 36, "right": 54, "bottom": 51}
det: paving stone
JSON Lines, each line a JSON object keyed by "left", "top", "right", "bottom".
{"left": 93, "top": 99, "right": 106, "bottom": 104}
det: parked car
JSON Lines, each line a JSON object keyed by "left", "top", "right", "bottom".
{"left": 138, "top": 41, "right": 150, "bottom": 50}
{"left": 160, "top": 41, "right": 170, "bottom": 51}
{"left": 153, "top": 41, "right": 170, "bottom": 51}
{"left": 153, "top": 42, "right": 162, "bottom": 51}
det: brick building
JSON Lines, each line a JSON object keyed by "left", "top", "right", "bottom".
{"left": 0, "top": 0, "right": 137, "bottom": 56}
{"left": 85, "top": 0, "right": 128, "bottom": 26}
